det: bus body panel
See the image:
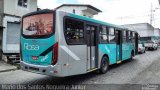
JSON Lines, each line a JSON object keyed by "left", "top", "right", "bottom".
{"left": 99, "top": 44, "right": 117, "bottom": 64}
{"left": 122, "top": 43, "right": 135, "bottom": 61}
{"left": 116, "top": 44, "right": 120, "bottom": 61}
{"left": 68, "top": 45, "right": 87, "bottom": 75}
{"left": 57, "top": 12, "right": 87, "bottom": 76}
{"left": 21, "top": 36, "right": 55, "bottom": 66}
{"left": 122, "top": 43, "right": 129, "bottom": 60}
{"left": 20, "top": 61, "right": 62, "bottom": 77}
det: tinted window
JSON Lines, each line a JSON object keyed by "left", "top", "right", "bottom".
{"left": 99, "top": 26, "right": 108, "bottom": 43}
{"left": 23, "top": 13, "right": 54, "bottom": 36}
{"left": 123, "top": 30, "right": 127, "bottom": 43}
{"left": 132, "top": 32, "right": 135, "bottom": 42}
{"left": 64, "top": 18, "right": 85, "bottom": 45}
{"left": 128, "top": 31, "right": 132, "bottom": 42}
{"left": 109, "top": 28, "right": 116, "bottom": 43}
{"left": 126, "top": 31, "right": 130, "bottom": 42}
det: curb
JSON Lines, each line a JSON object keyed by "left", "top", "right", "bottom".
{"left": 0, "top": 67, "right": 18, "bottom": 73}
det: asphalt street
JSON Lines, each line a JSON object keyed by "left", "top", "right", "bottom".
{"left": 0, "top": 48, "right": 160, "bottom": 89}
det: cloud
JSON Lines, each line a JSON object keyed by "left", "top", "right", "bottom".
{"left": 38, "top": 0, "right": 60, "bottom": 9}
{"left": 77, "top": 0, "right": 160, "bottom": 27}
{"left": 38, "top": 0, "right": 160, "bottom": 28}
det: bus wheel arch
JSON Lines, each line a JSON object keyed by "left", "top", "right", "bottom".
{"left": 99, "top": 54, "right": 109, "bottom": 74}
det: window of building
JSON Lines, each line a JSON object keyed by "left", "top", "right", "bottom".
{"left": 109, "top": 27, "right": 116, "bottom": 43}
{"left": 99, "top": 26, "right": 108, "bottom": 43}
{"left": 18, "top": 0, "right": 28, "bottom": 8}
{"left": 64, "top": 18, "right": 85, "bottom": 45}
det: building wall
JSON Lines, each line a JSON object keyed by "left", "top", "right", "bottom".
{"left": 82, "top": 11, "right": 93, "bottom": 18}
{"left": 154, "top": 28, "right": 160, "bottom": 36}
{"left": 57, "top": 6, "right": 94, "bottom": 18}
{"left": 1, "top": 0, "right": 38, "bottom": 54}
{"left": 4, "top": 0, "right": 37, "bottom": 17}
{"left": 122, "top": 23, "right": 154, "bottom": 37}
{"left": 0, "top": 0, "right": 4, "bottom": 26}
{"left": 2, "top": 16, "right": 20, "bottom": 53}
{"left": 0, "top": 28, "right": 3, "bottom": 50}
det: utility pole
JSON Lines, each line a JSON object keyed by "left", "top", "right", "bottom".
{"left": 150, "top": 3, "right": 153, "bottom": 25}
{"left": 149, "top": 3, "right": 160, "bottom": 27}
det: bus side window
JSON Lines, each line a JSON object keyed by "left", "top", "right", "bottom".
{"left": 99, "top": 26, "right": 108, "bottom": 43}
{"left": 123, "top": 30, "right": 127, "bottom": 43}
{"left": 132, "top": 32, "right": 135, "bottom": 42}
{"left": 108, "top": 27, "right": 116, "bottom": 43}
{"left": 128, "top": 31, "right": 132, "bottom": 42}
{"left": 126, "top": 31, "right": 130, "bottom": 43}
{"left": 130, "top": 32, "right": 133, "bottom": 42}
{"left": 64, "top": 18, "right": 85, "bottom": 45}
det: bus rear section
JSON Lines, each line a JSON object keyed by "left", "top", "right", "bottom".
{"left": 20, "top": 10, "right": 62, "bottom": 77}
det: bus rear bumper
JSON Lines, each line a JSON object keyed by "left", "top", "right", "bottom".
{"left": 20, "top": 61, "right": 63, "bottom": 77}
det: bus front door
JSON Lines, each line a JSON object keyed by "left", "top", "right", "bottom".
{"left": 116, "top": 30, "right": 122, "bottom": 64}
{"left": 135, "top": 33, "right": 139, "bottom": 55}
{"left": 86, "top": 25, "right": 98, "bottom": 70}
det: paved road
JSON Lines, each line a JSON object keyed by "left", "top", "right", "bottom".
{"left": 0, "top": 49, "right": 160, "bottom": 86}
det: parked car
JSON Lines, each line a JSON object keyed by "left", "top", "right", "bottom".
{"left": 144, "top": 40, "right": 158, "bottom": 50}
{"left": 138, "top": 43, "right": 145, "bottom": 54}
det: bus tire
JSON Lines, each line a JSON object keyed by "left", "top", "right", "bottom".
{"left": 144, "top": 50, "right": 146, "bottom": 53}
{"left": 156, "top": 47, "right": 158, "bottom": 50}
{"left": 99, "top": 56, "right": 109, "bottom": 74}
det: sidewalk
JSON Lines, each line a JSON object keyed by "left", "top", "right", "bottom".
{"left": 0, "top": 60, "right": 18, "bottom": 73}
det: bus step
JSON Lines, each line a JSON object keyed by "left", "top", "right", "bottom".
{"left": 117, "top": 60, "right": 122, "bottom": 64}
{"left": 87, "top": 68, "right": 98, "bottom": 72}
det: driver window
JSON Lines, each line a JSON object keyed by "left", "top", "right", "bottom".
{"left": 64, "top": 18, "right": 85, "bottom": 45}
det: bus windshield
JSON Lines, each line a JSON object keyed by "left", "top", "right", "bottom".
{"left": 22, "top": 13, "right": 54, "bottom": 36}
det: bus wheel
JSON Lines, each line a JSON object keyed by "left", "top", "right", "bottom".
{"left": 99, "top": 56, "right": 109, "bottom": 74}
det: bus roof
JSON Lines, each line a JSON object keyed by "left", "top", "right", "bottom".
{"left": 68, "top": 13, "right": 126, "bottom": 30}
{"left": 22, "top": 9, "right": 136, "bottom": 33}
{"left": 22, "top": 9, "right": 53, "bottom": 18}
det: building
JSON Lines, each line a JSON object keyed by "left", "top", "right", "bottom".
{"left": 121, "top": 23, "right": 155, "bottom": 37}
{"left": 0, "top": 0, "right": 37, "bottom": 62}
{"left": 55, "top": 4, "right": 102, "bottom": 18}
{"left": 154, "top": 28, "right": 160, "bottom": 41}
{"left": 154, "top": 28, "right": 160, "bottom": 36}
{"left": 121, "top": 23, "right": 159, "bottom": 42}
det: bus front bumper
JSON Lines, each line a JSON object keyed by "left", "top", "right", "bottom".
{"left": 20, "top": 61, "right": 63, "bottom": 77}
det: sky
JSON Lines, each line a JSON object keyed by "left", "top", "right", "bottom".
{"left": 38, "top": 0, "right": 160, "bottom": 28}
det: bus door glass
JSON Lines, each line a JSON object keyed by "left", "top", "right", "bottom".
{"left": 116, "top": 30, "right": 122, "bottom": 62}
{"left": 86, "top": 25, "right": 97, "bottom": 70}
{"left": 135, "top": 33, "right": 139, "bottom": 55}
